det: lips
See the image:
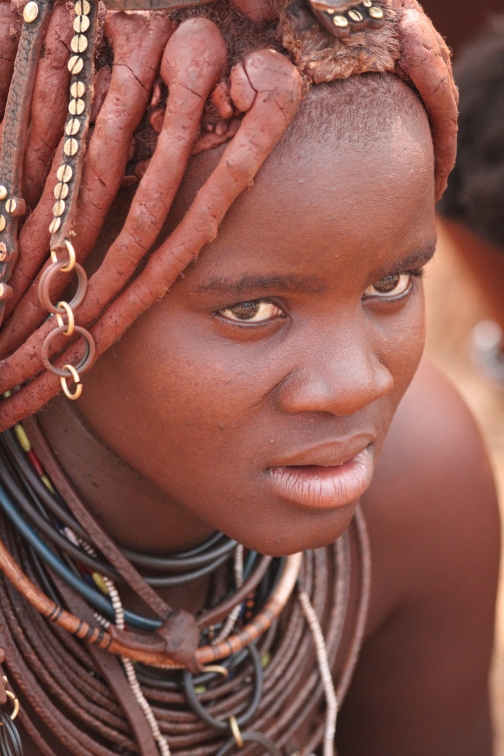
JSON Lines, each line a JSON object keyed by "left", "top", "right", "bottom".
{"left": 266, "top": 444, "right": 374, "bottom": 510}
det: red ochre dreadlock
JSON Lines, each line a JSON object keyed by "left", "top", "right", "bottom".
{"left": 0, "top": 0, "right": 457, "bottom": 430}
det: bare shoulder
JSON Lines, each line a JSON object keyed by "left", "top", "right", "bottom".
{"left": 362, "top": 357, "right": 500, "bottom": 629}
{"left": 337, "top": 359, "right": 500, "bottom": 756}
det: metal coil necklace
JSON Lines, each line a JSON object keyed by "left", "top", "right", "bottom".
{"left": 0, "top": 418, "right": 371, "bottom": 756}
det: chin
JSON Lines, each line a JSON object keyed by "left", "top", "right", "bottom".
{"left": 236, "top": 501, "right": 358, "bottom": 557}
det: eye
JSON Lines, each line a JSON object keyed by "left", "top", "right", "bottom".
{"left": 217, "top": 300, "right": 284, "bottom": 323}
{"left": 364, "top": 273, "right": 412, "bottom": 299}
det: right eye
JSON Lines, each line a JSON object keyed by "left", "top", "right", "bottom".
{"left": 217, "top": 300, "right": 284, "bottom": 323}
{"left": 363, "top": 273, "right": 412, "bottom": 299}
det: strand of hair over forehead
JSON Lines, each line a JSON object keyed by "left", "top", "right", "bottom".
{"left": 0, "top": 0, "right": 457, "bottom": 431}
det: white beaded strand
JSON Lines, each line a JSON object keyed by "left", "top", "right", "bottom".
{"left": 102, "top": 575, "right": 171, "bottom": 756}
{"left": 72, "top": 533, "right": 169, "bottom": 756}
{"left": 211, "top": 544, "right": 244, "bottom": 645}
{"left": 298, "top": 589, "right": 338, "bottom": 756}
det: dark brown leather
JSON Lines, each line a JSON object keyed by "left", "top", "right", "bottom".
{"left": 54, "top": 576, "right": 160, "bottom": 756}
{"left": 0, "top": 0, "right": 53, "bottom": 326}
{"left": 109, "top": 608, "right": 202, "bottom": 672}
{"left": 155, "top": 609, "right": 201, "bottom": 673}
{"left": 108, "top": 625, "right": 167, "bottom": 654}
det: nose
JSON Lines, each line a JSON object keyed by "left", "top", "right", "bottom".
{"left": 276, "top": 326, "right": 394, "bottom": 417}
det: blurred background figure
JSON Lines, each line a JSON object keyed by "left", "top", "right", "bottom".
{"left": 422, "top": 0, "right": 503, "bottom": 55}
{"left": 437, "top": 16, "right": 504, "bottom": 387}
{"left": 417, "top": 4, "right": 504, "bottom": 754}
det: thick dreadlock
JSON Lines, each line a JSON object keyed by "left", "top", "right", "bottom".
{"left": 0, "top": 0, "right": 457, "bottom": 429}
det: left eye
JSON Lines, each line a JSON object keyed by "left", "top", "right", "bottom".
{"left": 364, "top": 273, "right": 411, "bottom": 299}
{"left": 217, "top": 300, "right": 284, "bottom": 323}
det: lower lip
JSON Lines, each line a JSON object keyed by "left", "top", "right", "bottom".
{"left": 267, "top": 449, "right": 373, "bottom": 510}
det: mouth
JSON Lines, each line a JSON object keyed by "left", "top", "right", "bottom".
{"left": 266, "top": 446, "right": 373, "bottom": 510}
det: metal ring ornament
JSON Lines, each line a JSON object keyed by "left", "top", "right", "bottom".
{"left": 38, "top": 260, "right": 87, "bottom": 314}
{"left": 50, "top": 239, "right": 76, "bottom": 273}
{"left": 183, "top": 643, "right": 263, "bottom": 732}
{"left": 41, "top": 324, "right": 96, "bottom": 377}
{"left": 60, "top": 364, "right": 82, "bottom": 401}
{"left": 215, "top": 730, "right": 281, "bottom": 756}
{"left": 55, "top": 301, "right": 75, "bottom": 336}
{"left": 229, "top": 717, "right": 243, "bottom": 748}
{"left": 0, "top": 690, "right": 19, "bottom": 722}
{"left": 201, "top": 665, "right": 229, "bottom": 680}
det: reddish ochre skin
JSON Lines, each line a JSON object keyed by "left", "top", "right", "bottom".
{"left": 230, "top": 0, "right": 276, "bottom": 21}
{"left": 0, "top": 46, "right": 302, "bottom": 423}
{"left": 31, "top": 79, "right": 499, "bottom": 756}
{"left": 74, "top": 17, "right": 229, "bottom": 340}
{"left": 0, "top": 0, "right": 458, "bottom": 420}
{"left": 90, "top": 51, "right": 301, "bottom": 347}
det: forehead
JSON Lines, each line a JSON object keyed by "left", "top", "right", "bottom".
{"left": 166, "top": 77, "right": 435, "bottom": 287}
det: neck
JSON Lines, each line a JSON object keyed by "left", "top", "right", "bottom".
{"left": 35, "top": 395, "right": 215, "bottom": 556}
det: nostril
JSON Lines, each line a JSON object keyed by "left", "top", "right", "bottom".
{"left": 276, "top": 357, "right": 394, "bottom": 417}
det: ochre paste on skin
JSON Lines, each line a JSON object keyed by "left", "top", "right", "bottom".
{"left": 0, "top": 0, "right": 456, "bottom": 428}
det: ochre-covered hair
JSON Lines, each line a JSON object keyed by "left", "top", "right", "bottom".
{"left": 0, "top": 0, "right": 457, "bottom": 430}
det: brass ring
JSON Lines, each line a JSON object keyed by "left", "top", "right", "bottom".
{"left": 229, "top": 717, "right": 243, "bottom": 749}
{"left": 216, "top": 730, "right": 281, "bottom": 756}
{"left": 184, "top": 643, "right": 263, "bottom": 732}
{"left": 50, "top": 238, "right": 76, "bottom": 273}
{"left": 38, "top": 260, "right": 87, "bottom": 314}
{"left": 60, "top": 364, "right": 82, "bottom": 401}
{"left": 55, "top": 301, "right": 75, "bottom": 337}
{"left": 41, "top": 325, "right": 96, "bottom": 378}
{"left": 0, "top": 689, "right": 20, "bottom": 723}
{"left": 201, "top": 665, "right": 229, "bottom": 679}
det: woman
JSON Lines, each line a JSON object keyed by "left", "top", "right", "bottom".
{"left": 0, "top": 1, "right": 498, "bottom": 755}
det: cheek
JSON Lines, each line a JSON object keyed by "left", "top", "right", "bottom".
{"left": 77, "top": 282, "right": 427, "bottom": 548}
{"left": 389, "top": 285, "right": 426, "bottom": 379}
{"left": 78, "top": 306, "right": 281, "bottom": 487}
{"left": 372, "top": 284, "right": 426, "bottom": 429}
{"left": 83, "top": 285, "right": 426, "bottom": 448}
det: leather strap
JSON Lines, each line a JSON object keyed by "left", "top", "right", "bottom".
{"left": 53, "top": 575, "right": 160, "bottom": 756}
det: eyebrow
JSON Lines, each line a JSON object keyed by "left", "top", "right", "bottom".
{"left": 195, "top": 274, "right": 327, "bottom": 296}
{"left": 370, "top": 236, "right": 438, "bottom": 280}
{"left": 194, "top": 236, "right": 438, "bottom": 298}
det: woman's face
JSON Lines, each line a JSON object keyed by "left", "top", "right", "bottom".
{"left": 77, "top": 84, "right": 436, "bottom": 555}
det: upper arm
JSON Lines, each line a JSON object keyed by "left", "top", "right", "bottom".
{"left": 337, "top": 359, "right": 500, "bottom": 756}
